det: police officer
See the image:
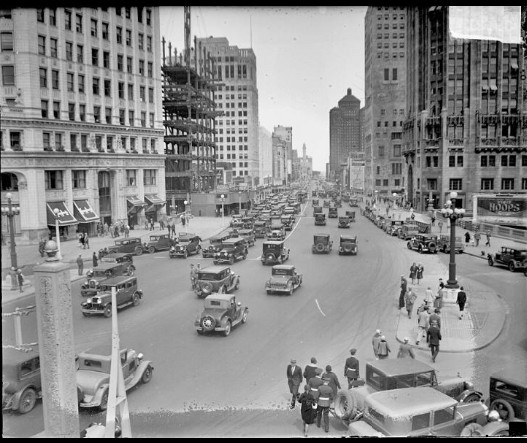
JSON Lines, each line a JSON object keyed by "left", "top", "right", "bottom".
{"left": 316, "top": 376, "right": 334, "bottom": 433}
{"left": 344, "top": 348, "right": 359, "bottom": 389}
{"left": 307, "top": 368, "right": 324, "bottom": 400}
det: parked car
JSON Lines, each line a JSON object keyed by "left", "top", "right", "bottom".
{"left": 338, "top": 235, "right": 358, "bottom": 255}
{"left": 169, "top": 233, "right": 202, "bottom": 258}
{"left": 261, "top": 240, "right": 290, "bottom": 265}
{"left": 265, "top": 264, "right": 303, "bottom": 295}
{"left": 407, "top": 233, "right": 438, "bottom": 253}
{"left": 328, "top": 207, "right": 338, "bottom": 218}
{"left": 313, "top": 206, "right": 323, "bottom": 217}
{"left": 81, "top": 275, "right": 143, "bottom": 318}
{"left": 487, "top": 247, "right": 527, "bottom": 273}
{"left": 314, "top": 213, "right": 326, "bottom": 226}
{"left": 437, "top": 235, "right": 465, "bottom": 254}
{"left": 2, "top": 348, "right": 42, "bottom": 414}
{"left": 238, "top": 228, "right": 256, "bottom": 247}
{"left": 201, "top": 232, "right": 232, "bottom": 258}
{"left": 194, "top": 293, "right": 249, "bottom": 337}
{"left": 385, "top": 220, "right": 404, "bottom": 236}
{"left": 347, "top": 387, "right": 493, "bottom": 437}
{"left": 312, "top": 198, "right": 320, "bottom": 206}
{"left": 194, "top": 265, "right": 240, "bottom": 298}
{"left": 143, "top": 234, "right": 174, "bottom": 253}
{"left": 280, "top": 215, "right": 293, "bottom": 231}
{"left": 253, "top": 220, "right": 269, "bottom": 238}
{"left": 100, "top": 252, "right": 134, "bottom": 269}
{"left": 229, "top": 214, "right": 243, "bottom": 228}
{"left": 81, "top": 261, "right": 134, "bottom": 297}
{"left": 76, "top": 345, "right": 153, "bottom": 410}
{"left": 338, "top": 216, "right": 351, "bottom": 228}
{"left": 213, "top": 237, "right": 248, "bottom": 265}
{"left": 398, "top": 225, "right": 421, "bottom": 240}
{"left": 312, "top": 233, "right": 333, "bottom": 254}
{"left": 107, "top": 237, "right": 144, "bottom": 256}
{"left": 488, "top": 368, "right": 527, "bottom": 422}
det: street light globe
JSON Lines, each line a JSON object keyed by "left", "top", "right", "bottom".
{"left": 221, "top": 194, "right": 224, "bottom": 199}
{"left": 53, "top": 207, "right": 60, "bottom": 216}
{"left": 449, "top": 191, "right": 458, "bottom": 199}
{"left": 446, "top": 200, "right": 452, "bottom": 206}
{"left": 184, "top": 200, "right": 188, "bottom": 205}
{"left": 6, "top": 192, "right": 12, "bottom": 200}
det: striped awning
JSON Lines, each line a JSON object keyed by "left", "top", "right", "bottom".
{"left": 73, "top": 200, "right": 99, "bottom": 222}
{"left": 46, "top": 201, "right": 78, "bottom": 226}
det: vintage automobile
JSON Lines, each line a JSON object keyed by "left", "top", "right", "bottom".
{"left": 407, "top": 233, "right": 438, "bottom": 253}
{"left": 194, "top": 265, "right": 240, "bottom": 298}
{"left": 80, "top": 261, "right": 135, "bottom": 297}
{"left": 81, "top": 275, "right": 143, "bottom": 318}
{"left": 347, "top": 387, "right": 493, "bottom": 437}
{"left": 169, "top": 233, "right": 202, "bottom": 258}
{"left": 385, "top": 220, "right": 404, "bottom": 236}
{"left": 236, "top": 228, "right": 256, "bottom": 247}
{"left": 488, "top": 367, "right": 527, "bottom": 422}
{"left": 349, "top": 198, "right": 360, "bottom": 207}
{"left": 314, "top": 213, "right": 326, "bottom": 226}
{"left": 100, "top": 252, "right": 135, "bottom": 268}
{"left": 488, "top": 247, "right": 527, "bottom": 273}
{"left": 201, "top": 232, "right": 232, "bottom": 258}
{"left": 229, "top": 214, "right": 243, "bottom": 228}
{"left": 2, "top": 348, "right": 42, "bottom": 414}
{"left": 241, "top": 217, "right": 254, "bottom": 230}
{"left": 338, "top": 216, "right": 351, "bottom": 228}
{"left": 265, "top": 264, "right": 303, "bottom": 295}
{"left": 280, "top": 215, "right": 293, "bottom": 231}
{"left": 253, "top": 220, "right": 269, "bottom": 238}
{"left": 398, "top": 224, "right": 421, "bottom": 240}
{"left": 312, "top": 233, "right": 333, "bottom": 254}
{"left": 338, "top": 235, "right": 358, "bottom": 255}
{"left": 261, "top": 240, "right": 290, "bottom": 265}
{"left": 194, "top": 293, "right": 249, "bottom": 337}
{"left": 328, "top": 207, "right": 338, "bottom": 218}
{"left": 143, "top": 234, "right": 174, "bottom": 254}
{"left": 312, "top": 198, "right": 320, "bottom": 206}
{"left": 213, "top": 237, "right": 248, "bottom": 265}
{"left": 334, "top": 359, "right": 483, "bottom": 424}
{"left": 267, "top": 223, "right": 286, "bottom": 241}
{"left": 76, "top": 345, "right": 153, "bottom": 410}
{"left": 107, "top": 237, "right": 144, "bottom": 256}
{"left": 438, "top": 235, "right": 465, "bottom": 254}
{"left": 313, "top": 206, "right": 323, "bottom": 217}
{"left": 323, "top": 200, "right": 330, "bottom": 208}
{"left": 345, "top": 210, "right": 356, "bottom": 222}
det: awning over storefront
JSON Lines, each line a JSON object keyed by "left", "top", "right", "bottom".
{"left": 145, "top": 194, "right": 166, "bottom": 206}
{"left": 73, "top": 200, "right": 99, "bottom": 222}
{"left": 46, "top": 202, "right": 78, "bottom": 226}
{"left": 127, "top": 195, "right": 147, "bottom": 214}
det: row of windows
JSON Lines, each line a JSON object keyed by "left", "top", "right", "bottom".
{"left": 424, "top": 155, "right": 525, "bottom": 168}
{"left": 377, "top": 52, "right": 405, "bottom": 59}
{"left": 216, "top": 137, "right": 249, "bottom": 143}
{"left": 217, "top": 120, "right": 249, "bottom": 126}
{"left": 378, "top": 42, "right": 405, "bottom": 49}
{"left": 218, "top": 154, "right": 249, "bottom": 160}
{"left": 217, "top": 103, "right": 248, "bottom": 109}
{"left": 37, "top": 7, "right": 152, "bottom": 29}
{"left": 375, "top": 178, "right": 402, "bottom": 187}
{"left": 217, "top": 128, "right": 249, "bottom": 135}
{"left": 425, "top": 177, "right": 525, "bottom": 191}
{"left": 215, "top": 93, "right": 248, "bottom": 100}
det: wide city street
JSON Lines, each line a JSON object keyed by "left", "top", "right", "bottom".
{"left": 3, "top": 202, "right": 526, "bottom": 437}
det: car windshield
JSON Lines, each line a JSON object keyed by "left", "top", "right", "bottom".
{"left": 93, "top": 269, "right": 111, "bottom": 277}
{"left": 272, "top": 268, "right": 293, "bottom": 276}
{"left": 341, "top": 238, "right": 356, "bottom": 244}
{"left": 209, "top": 239, "right": 223, "bottom": 246}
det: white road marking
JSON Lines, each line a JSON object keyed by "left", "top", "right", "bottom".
{"left": 315, "top": 299, "right": 326, "bottom": 317}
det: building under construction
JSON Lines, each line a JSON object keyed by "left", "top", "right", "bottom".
{"left": 161, "top": 12, "right": 222, "bottom": 215}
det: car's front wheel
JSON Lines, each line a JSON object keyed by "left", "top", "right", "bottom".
{"left": 223, "top": 320, "right": 232, "bottom": 337}
{"left": 141, "top": 365, "right": 153, "bottom": 384}
{"left": 148, "top": 246, "right": 155, "bottom": 254}
{"left": 132, "top": 293, "right": 140, "bottom": 306}
{"left": 241, "top": 309, "right": 248, "bottom": 323}
{"left": 508, "top": 261, "right": 516, "bottom": 272}
{"left": 407, "top": 242, "right": 412, "bottom": 249}
{"left": 135, "top": 247, "right": 143, "bottom": 256}
{"left": 18, "top": 388, "right": 37, "bottom": 414}
{"left": 103, "top": 304, "right": 112, "bottom": 318}
{"left": 99, "top": 390, "right": 109, "bottom": 411}
{"left": 488, "top": 257, "right": 494, "bottom": 266}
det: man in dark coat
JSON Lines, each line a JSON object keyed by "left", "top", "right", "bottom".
{"left": 316, "top": 377, "right": 334, "bottom": 433}
{"left": 456, "top": 286, "right": 467, "bottom": 319}
{"left": 92, "top": 252, "right": 98, "bottom": 268}
{"left": 399, "top": 275, "right": 407, "bottom": 309}
{"left": 287, "top": 359, "right": 303, "bottom": 409}
{"left": 427, "top": 323, "right": 442, "bottom": 363}
{"left": 303, "top": 357, "right": 319, "bottom": 385}
{"left": 322, "top": 365, "right": 341, "bottom": 398}
{"left": 344, "top": 348, "right": 360, "bottom": 389}
{"left": 307, "top": 368, "right": 324, "bottom": 400}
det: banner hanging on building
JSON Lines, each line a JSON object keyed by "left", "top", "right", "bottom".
{"left": 475, "top": 195, "right": 527, "bottom": 228}
{"left": 449, "top": 6, "right": 522, "bottom": 44}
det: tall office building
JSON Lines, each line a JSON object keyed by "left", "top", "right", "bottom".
{"left": 197, "top": 37, "right": 259, "bottom": 187}
{"left": 1, "top": 7, "right": 165, "bottom": 244}
{"left": 363, "top": 7, "right": 407, "bottom": 201}
{"left": 273, "top": 125, "right": 292, "bottom": 184}
{"left": 403, "top": 6, "right": 525, "bottom": 217}
{"left": 329, "top": 88, "right": 362, "bottom": 183}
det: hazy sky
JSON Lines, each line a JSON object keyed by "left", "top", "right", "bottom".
{"left": 160, "top": 6, "right": 368, "bottom": 173}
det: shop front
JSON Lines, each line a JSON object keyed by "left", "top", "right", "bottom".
{"left": 73, "top": 199, "right": 100, "bottom": 237}
{"left": 126, "top": 195, "right": 147, "bottom": 229}
{"left": 46, "top": 201, "right": 78, "bottom": 241}
{"left": 144, "top": 194, "right": 166, "bottom": 223}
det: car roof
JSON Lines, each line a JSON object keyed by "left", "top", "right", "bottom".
{"left": 80, "top": 345, "right": 128, "bottom": 359}
{"left": 205, "top": 293, "right": 235, "bottom": 302}
{"left": 272, "top": 265, "right": 295, "bottom": 271}
{"left": 366, "top": 387, "right": 457, "bottom": 417}
{"left": 98, "top": 275, "right": 136, "bottom": 286}
{"left": 199, "top": 265, "right": 231, "bottom": 274}
{"left": 314, "top": 233, "right": 330, "bottom": 237}
{"left": 263, "top": 240, "right": 284, "bottom": 245}
{"left": 222, "top": 237, "right": 245, "bottom": 244}
{"left": 366, "top": 358, "right": 434, "bottom": 376}
{"left": 3, "top": 347, "right": 40, "bottom": 364}
{"left": 490, "top": 368, "right": 527, "bottom": 387}
{"left": 238, "top": 229, "right": 253, "bottom": 234}
{"left": 340, "top": 235, "right": 356, "bottom": 241}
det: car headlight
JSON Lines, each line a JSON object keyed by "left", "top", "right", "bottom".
{"left": 464, "top": 381, "right": 474, "bottom": 390}
{"left": 87, "top": 297, "right": 93, "bottom": 303}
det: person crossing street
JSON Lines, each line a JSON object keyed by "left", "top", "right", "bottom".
{"left": 315, "top": 376, "right": 334, "bottom": 433}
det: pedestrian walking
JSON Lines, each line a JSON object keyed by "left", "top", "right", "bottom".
{"left": 429, "top": 308, "right": 441, "bottom": 329}
{"left": 171, "top": 222, "right": 176, "bottom": 238}
{"left": 416, "top": 263, "right": 424, "bottom": 284}
{"left": 456, "top": 286, "right": 467, "bottom": 320}
{"left": 83, "top": 232, "right": 89, "bottom": 249}
{"left": 298, "top": 384, "right": 317, "bottom": 437}
{"left": 427, "top": 323, "right": 442, "bottom": 363}
{"left": 474, "top": 230, "right": 481, "bottom": 247}
{"left": 144, "top": 219, "right": 149, "bottom": 230}
{"left": 344, "top": 348, "right": 359, "bottom": 389}
{"left": 149, "top": 218, "right": 154, "bottom": 231}
{"left": 303, "top": 357, "right": 319, "bottom": 385}
{"left": 103, "top": 222, "right": 109, "bottom": 237}
{"left": 79, "top": 233, "right": 85, "bottom": 248}
{"left": 409, "top": 262, "right": 418, "bottom": 284}
{"left": 315, "top": 376, "right": 334, "bottom": 433}
{"left": 376, "top": 336, "right": 391, "bottom": 359}
{"left": 77, "top": 254, "right": 84, "bottom": 276}
{"left": 464, "top": 231, "right": 471, "bottom": 246}
{"left": 434, "top": 281, "right": 445, "bottom": 310}
{"left": 92, "top": 252, "right": 98, "bottom": 268}
{"left": 485, "top": 230, "right": 491, "bottom": 247}
{"left": 397, "top": 337, "right": 415, "bottom": 359}
{"left": 424, "top": 286, "right": 434, "bottom": 305}
{"left": 307, "top": 368, "right": 324, "bottom": 400}
{"left": 181, "top": 214, "right": 186, "bottom": 227}
{"left": 159, "top": 219, "right": 165, "bottom": 231}
{"left": 438, "top": 220, "right": 443, "bottom": 233}
{"left": 124, "top": 225, "right": 130, "bottom": 238}
{"left": 405, "top": 287, "right": 417, "bottom": 319}
{"left": 322, "top": 365, "right": 341, "bottom": 399}
{"left": 399, "top": 275, "right": 407, "bottom": 310}
{"left": 16, "top": 269, "right": 24, "bottom": 293}
{"left": 415, "top": 306, "right": 430, "bottom": 345}
{"left": 287, "top": 359, "right": 303, "bottom": 409}
{"left": 372, "top": 329, "right": 382, "bottom": 360}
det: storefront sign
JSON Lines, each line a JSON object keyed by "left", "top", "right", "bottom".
{"left": 476, "top": 196, "right": 527, "bottom": 227}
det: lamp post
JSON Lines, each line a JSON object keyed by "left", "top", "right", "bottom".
{"left": 440, "top": 191, "right": 465, "bottom": 289}
{"left": 238, "top": 191, "right": 242, "bottom": 215}
{"left": 220, "top": 194, "right": 225, "bottom": 226}
{"left": 2, "top": 192, "right": 20, "bottom": 269}
{"left": 392, "top": 192, "right": 398, "bottom": 209}
{"left": 53, "top": 207, "right": 62, "bottom": 260}
{"left": 183, "top": 200, "right": 188, "bottom": 232}
{"left": 374, "top": 190, "right": 378, "bottom": 206}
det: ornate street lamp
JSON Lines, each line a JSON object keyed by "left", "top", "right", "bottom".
{"left": 220, "top": 194, "right": 225, "bottom": 226}
{"left": 1, "top": 192, "right": 20, "bottom": 269}
{"left": 183, "top": 200, "right": 188, "bottom": 232}
{"left": 53, "top": 207, "right": 62, "bottom": 260}
{"left": 440, "top": 191, "right": 465, "bottom": 289}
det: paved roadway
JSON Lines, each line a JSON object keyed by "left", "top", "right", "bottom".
{"left": 2, "top": 202, "right": 525, "bottom": 437}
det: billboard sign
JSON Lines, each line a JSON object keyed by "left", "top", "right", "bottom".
{"left": 475, "top": 195, "right": 527, "bottom": 228}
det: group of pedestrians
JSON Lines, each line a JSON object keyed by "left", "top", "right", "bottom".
{"left": 464, "top": 229, "right": 491, "bottom": 247}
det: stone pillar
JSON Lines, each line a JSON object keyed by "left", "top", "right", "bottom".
{"left": 33, "top": 245, "right": 79, "bottom": 438}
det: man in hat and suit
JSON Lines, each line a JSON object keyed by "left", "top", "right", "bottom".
{"left": 287, "top": 358, "right": 303, "bottom": 409}
{"left": 303, "top": 357, "right": 319, "bottom": 385}
{"left": 344, "top": 348, "right": 360, "bottom": 389}
{"left": 316, "top": 376, "right": 334, "bottom": 433}
{"left": 397, "top": 337, "right": 415, "bottom": 359}
{"left": 307, "top": 367, "right": 324, "bottom": 400}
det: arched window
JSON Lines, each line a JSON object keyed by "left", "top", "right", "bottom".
{"left": 1, "top": 172, "right": 18, "bottom": 191}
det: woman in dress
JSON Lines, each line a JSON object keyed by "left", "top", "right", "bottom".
{"left": 409, "top": 262, "right": 418, "bottom": 284}
{"left": 298, "top": 384, "right": 317, "bottom": 437}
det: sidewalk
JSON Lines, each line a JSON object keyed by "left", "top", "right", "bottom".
{"left": 1, "top": 216, "right": 228, "bottom": 306}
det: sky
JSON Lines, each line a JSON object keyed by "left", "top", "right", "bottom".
{"left": 159, "top": 6, "right": 368, "bottom": 173}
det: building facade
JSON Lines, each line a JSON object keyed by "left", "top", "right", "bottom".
{"left": 271, "top": 133, "right": 288, "bottom": 185}
{"left": 363, "top": 6, "right": 407, "bottom": 202}
{"left": 273, "top": 125, "right": 292, "bottom": 184}
{"left": 1, "top": 7, "right": 165, "bottom": 244}
{"left": 329, "top": 88, "right": 362, "bottom": 183}
{"left": 403, "top": 6, "right": 526, "bottom": 216}
{"left": 258, "top": 126, "right": 273, "bottom": 185}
